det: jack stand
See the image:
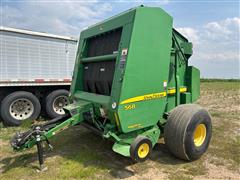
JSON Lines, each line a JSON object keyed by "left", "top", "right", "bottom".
{"left": 35, "top": 128, "right": 47, "bottom": 172}
{"left": 36, "top": 140, "right": 47, "bottom": 172}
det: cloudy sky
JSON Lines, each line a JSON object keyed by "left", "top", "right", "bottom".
{"left": 1, "top": 0, "right": 239, "bottom": 78}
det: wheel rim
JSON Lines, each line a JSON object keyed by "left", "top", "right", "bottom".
{"left": 193, "top": 124, "right": 207, "bottom": 147}
{"left": 138, "top": 143, "right": 150, "bottom": 158}
{"left": 9, "top": 98, "right": 34, "bottom": 120}
{"left": 52, "top": 95, "right": 69, "bottom": 115}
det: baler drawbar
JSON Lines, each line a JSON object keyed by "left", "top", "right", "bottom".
{"left": 11, "top": 6, "right": 212, "bottom": 170}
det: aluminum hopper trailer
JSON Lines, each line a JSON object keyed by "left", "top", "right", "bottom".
{"left": 0, "top": 27, "right": 77, "bottom": 126}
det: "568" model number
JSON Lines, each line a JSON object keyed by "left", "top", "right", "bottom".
{"left": 124, "top": 104, "right": 136, "bottom": 110}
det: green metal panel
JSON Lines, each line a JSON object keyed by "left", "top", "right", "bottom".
{"left": 180, "top": 92, "right": 191, "bottom": 104}
{"left": 117, "top": 7, "right": 173, "bottom": 133}
{"left": 165, "top": 29, "right": 194, "bottom": 112}
{"left": 73, "top": 91, "right": 110, "bottom": 107}
{"left": 181, "top": 42, "right": 193, "bottom": 56}
{"left": 108, "top": 21, "right": 135, "bottom": 118}
{"left": 112, "top": 125, "right": 160, "bottom": 156}
{"left": 187, "top": 66, "right": 200, "bottom": 102}
{"left": 81, "top": 54, "right": 118, "bottom": 63}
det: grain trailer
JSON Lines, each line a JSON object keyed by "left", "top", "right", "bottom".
{"left": 0, "top": 27, "right": 77, "bottom": 126}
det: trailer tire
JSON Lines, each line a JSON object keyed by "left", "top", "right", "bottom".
{"left": 164, "top": 104, "right": 212, "bottom": 161}
{"left": 0, "top": 91, "right": 41, "bottom": 126}
{"left": 45, "top": 89, "right": 69, "bottom": 119}
{"left": 130, "top": 136, "right": 152, "bottom": 162}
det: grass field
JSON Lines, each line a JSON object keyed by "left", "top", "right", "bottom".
{"left": 0, "top": 81, "right": 239, "bottom": 179}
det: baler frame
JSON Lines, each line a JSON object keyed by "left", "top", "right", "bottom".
{"left": 10, "top": 6, "right": 211, "bottom": 170}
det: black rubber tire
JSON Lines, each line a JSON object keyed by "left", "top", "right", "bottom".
{"left": 0, "top": 91, "right": 41, "bottom": 126}
{"left": 164, "top": 104, "right": 212, "bottom": 161}
{"left": 45, "top": 89, "right": 69, "bottom": 119}
{"left": 130, "top": 136, "right": 152, "bottom": 162}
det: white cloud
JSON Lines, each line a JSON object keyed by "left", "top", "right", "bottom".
{"left": 2, "top": 1, "right": 112, "bottom": 36}
{"left": 196, "top": 52, "right": 239, "bottom": 61}
{"left": 176, "top": 17, "right": 240, "bottom": 78}
{"left": 204, "top": 17, "right": 240, "bottom": 42}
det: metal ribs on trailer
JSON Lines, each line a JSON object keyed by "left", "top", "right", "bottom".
{"left": 0, "top": 27, "right": 77, "bottom": 84}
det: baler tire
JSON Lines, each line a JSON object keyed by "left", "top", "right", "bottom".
{"left": 130, "top": 136, "right": 152, "bottom": 162}
{"left": 45, "top": 89, "right": 69, "bottom": 119}
{"left": 164, "top": 104, "right": 212, "bottom": 161}
{"left": 0, "top": 91, "right": 41, "bottom": 126}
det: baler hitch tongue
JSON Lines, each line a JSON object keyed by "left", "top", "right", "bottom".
{"left": 11, "top": 130, "right": 33, "bottom": 150}
{"left": 10, "top": 114, "right": 72, "bottom": 170}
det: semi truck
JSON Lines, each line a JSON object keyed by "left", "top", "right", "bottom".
{"left": 0, "top": 27, "right": 78, "bottom": 126}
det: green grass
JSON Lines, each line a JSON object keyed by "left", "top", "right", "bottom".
{"left": 0, "top": 81, "right": 239, "bottom": 179}
{"left": 208, "top": 114, "right": 240, "bottom": 170}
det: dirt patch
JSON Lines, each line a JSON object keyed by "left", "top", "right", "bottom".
{"left": 126, "top": 165, "right": 167, "bottom": 180}
{"left": 195, "top": 163, "right": 239, "bottom": 180}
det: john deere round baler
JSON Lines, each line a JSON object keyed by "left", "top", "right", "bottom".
{"left": 11, "top": 6, "right": 212, "bottom": 169}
